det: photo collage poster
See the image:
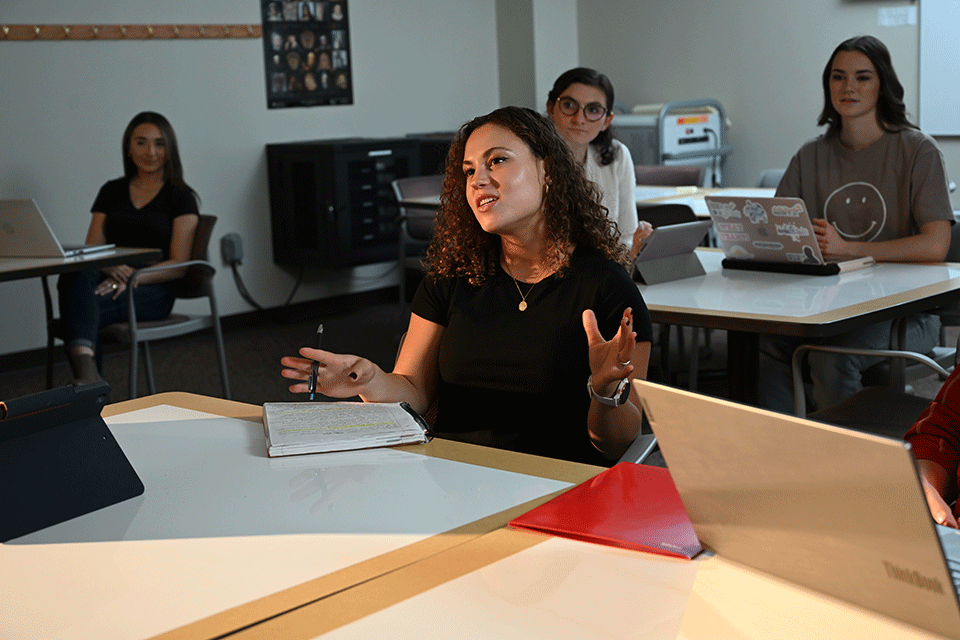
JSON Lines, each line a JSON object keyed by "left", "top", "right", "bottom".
{"left": 261, "top": 1, "right": 353, "bottom": 108}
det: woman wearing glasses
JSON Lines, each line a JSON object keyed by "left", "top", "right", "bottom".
{"left": 547, "top": 67, "right": 650, "bottom": 255}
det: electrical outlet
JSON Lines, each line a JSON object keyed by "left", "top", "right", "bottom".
{"left": 221, "top": 233, "right": 243, "bottom": 265}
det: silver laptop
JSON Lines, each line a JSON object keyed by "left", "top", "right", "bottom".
{"left": 0, "top": 199, "right": 114, "bottom": 258}
{"left": 634, "top": 379, "right": 960, "bottom": 639}
{"left": 704, "top": 195, "right": 873, "bottom": 275}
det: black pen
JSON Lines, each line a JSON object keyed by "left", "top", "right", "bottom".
{"left": 308, "top": 324, "right": 323, "bottom": 401}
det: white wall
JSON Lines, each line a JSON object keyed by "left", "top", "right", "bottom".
{"left": 0, "top": 1, "right": 500, "bottom": 356}
{"left": 8, "top": 1, "right": 957, "bottom": 360}
{"left": 577, "top": 0, "right": 960, "bottom": 202}
{"left": 532, "top": 0, "right": 580, "bottom": 110}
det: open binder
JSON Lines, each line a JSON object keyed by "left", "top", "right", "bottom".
{"left": 509, "top": 462, "right": 702, "bottom": 559}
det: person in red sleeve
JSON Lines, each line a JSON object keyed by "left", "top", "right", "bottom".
{"left": 906, "top": 367, "right": 960, "bottom": 528}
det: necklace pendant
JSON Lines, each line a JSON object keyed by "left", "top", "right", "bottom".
{"left": 518, "top": 300, "right": 528, "bottom": 312}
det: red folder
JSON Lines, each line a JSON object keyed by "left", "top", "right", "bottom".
{"left": 509, "top": 462, "right": 702, "bottom": 559}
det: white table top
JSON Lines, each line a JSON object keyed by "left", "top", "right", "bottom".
{"left": 240, "top": 529, "right": 941, "bottom": 640}
{"left": 638, "top": 250, "right": 960, "bottom": 337}
{"left": 0, "top": 247, "right": 161, "bottom": 283}
{"left": 400, "top": 186, "right": 775, "bottom": 213}
{"left": 1, "top": 399, "right": 589, "bottom": 640}
{"left": 635, "top": 187, "right": 776, "bottom": 215}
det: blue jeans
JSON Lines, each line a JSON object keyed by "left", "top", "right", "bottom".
{"left": 758, "top": 314, "right": 941, "bottom": 414}
{"left": 57, "top": 269, "right": 176, "bottom": 355}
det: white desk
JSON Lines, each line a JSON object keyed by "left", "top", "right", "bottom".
{"left": 635, "top": 186, "right": 776, "bottom": 216}
{"left": 638, "top": 250, "right": 960, "bottom": 402}
{"left": 0, "top": 247, "right": 161, "bottom": 284}
{"left": 227, "top": 528, "right": 942, "bottom": 639}
{"left": 1, "top": 393, "right": 601, "bottom": 640}
{"left": 397, "top": 194, "right": 440, "bottom": 208}
{"left": 5, "top": 393, "right": 948, "bottom": 639}
{"left": 401, "top": 186, "right": 775, "bottom": 215}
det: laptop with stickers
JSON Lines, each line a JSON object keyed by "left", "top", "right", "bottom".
{"left": 704, "top": 195, "right": 873, "bottom": 275}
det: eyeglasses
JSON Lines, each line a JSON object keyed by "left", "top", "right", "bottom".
{"left": 556, "top": 97, "right": 609, "bottom": 122}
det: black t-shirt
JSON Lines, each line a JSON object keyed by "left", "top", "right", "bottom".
{"left": 91, "top": 177, "right": 199, "bottom": 261}
{"left": 411, "top": 246, "right": 652, "bottom": 464}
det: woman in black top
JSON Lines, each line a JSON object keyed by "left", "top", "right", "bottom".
{"left": 282, "top": 107, "right": 652, "bottom": 464}
{"left": 57, "top": 111, "right": 199, "bottom": 385}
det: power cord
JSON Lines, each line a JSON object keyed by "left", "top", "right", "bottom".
{"left": 220, "top": 232, "right": 304, "bottom": 319}
{"left": 219, "top": 232, "right": 401, "bottom": 320}
{"left": 230, "top": 262, "right": 304, "bottom": 311}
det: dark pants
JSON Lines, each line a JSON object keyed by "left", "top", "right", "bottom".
{"left": 57, "top": 269, "right": 176, "bottom": 357}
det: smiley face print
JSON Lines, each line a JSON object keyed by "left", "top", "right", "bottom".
{"left": 823, "top": 182, "right": 886, "bottom": 242}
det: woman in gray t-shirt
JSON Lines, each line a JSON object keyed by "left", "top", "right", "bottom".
{"left": 760, "top": 35, "right": 954, "bottom": 413}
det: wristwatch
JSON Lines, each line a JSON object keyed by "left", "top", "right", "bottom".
{"left": 587, "top": 375, "right": 631, "bottom": 407}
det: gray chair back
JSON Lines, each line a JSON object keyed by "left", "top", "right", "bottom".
{"left": 634, "top": 164, "right": 702, "bottom": 187}
{"left": 756, "top": 168, "right": 785, "bottom": 189}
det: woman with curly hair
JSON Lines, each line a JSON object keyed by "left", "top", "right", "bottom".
{"left": 282, "top": 106, "right": 652, "bottom": 464}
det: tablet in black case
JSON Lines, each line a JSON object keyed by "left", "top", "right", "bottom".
{"left": 0, "top": 382, "right": 144, "bottom": 542}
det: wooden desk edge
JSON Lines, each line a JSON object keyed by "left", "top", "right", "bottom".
{"left": 0, "top": 247, "right": 162, "bottom": 283}
{"left": 224, "top": 527, "right": 561, "bottom": 639}
{"left": 104, "top": 394, "right": 603, "bottom": 640}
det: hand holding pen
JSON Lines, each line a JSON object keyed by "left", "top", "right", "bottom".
{"left": 280, "top": 324, "right": 368, "bottom": 398}
{"left": 308, "top": 324, "right": 323, "bottom": 400}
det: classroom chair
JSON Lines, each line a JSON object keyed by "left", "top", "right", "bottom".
{"left": 392, "top": 175, "right": 442, "bottom": 308}
{"left": 791, "top": 343, "right": 947, "bottom": 439}
{"left": 755, "top": 168, "right": 785, "bottom": 188}
{"left": 790, "top": 214, "right": 960, "bottom": 409}
{"left": 634, "top": 164, "right": 703, "bottom": 187}
{"left": 617, "top": 430, "right": 658, "bottom": 465}
{"left": 926, "top": 218, "right": 960, "bottom": 362}
{"left": 46, "top": 214, "right": 231, "bottom": 400}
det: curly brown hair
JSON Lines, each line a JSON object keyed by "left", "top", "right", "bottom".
{"left": 425, "top": 106, "right": 628, "bottom": 285}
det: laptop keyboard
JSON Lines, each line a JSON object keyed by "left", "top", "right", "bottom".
{"left": 937, "top": 524, "right": 960, "bottom": 590}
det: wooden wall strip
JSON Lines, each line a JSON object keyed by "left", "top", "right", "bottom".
{"left": 0, "top": 24, "right": 263, "bottom": 41}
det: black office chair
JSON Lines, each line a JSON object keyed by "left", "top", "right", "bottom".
{"left": 392, "top": 175, "right": 442, "bottom": 308}
{"left": 47, "top": 215, "right": 231, "bottom": 400}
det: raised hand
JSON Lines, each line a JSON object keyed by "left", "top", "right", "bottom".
{"left": 582, "top": 307, "right": 636, "bottom": 395}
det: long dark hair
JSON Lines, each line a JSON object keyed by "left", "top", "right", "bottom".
{"left": 121, "top": 112, "right": 198, "bottom": 200}
{"left": 425, "top": 107, "right": 627, "bottom": 286}
{"left": 817, "top": 35, "right": 915, "bottom": 134}
{"left": 547, "top": 67, "right": 618, "bottom": 166}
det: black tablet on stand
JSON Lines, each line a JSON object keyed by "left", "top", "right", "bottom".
{"left": 632, "top": 219, "right": 712, "bottom": 285}
{"left": 0, "top": 382, "right": 144, "bottom": 542}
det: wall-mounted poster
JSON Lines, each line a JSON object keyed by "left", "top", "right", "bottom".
{"left": 261, "top": 0, "right": 352, "bottom": 108}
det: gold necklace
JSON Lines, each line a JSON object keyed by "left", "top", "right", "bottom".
{"left": 504, "top": 261, "right": 544, "bottom": 312}
{"left": 511, "top": 276, "right": 537, "bottom": 312}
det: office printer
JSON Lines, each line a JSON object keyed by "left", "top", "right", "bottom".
{"left": 613, "top": 99, "right": 732, "bottom": 188}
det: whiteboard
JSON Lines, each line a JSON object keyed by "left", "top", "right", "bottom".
{"left": 920, "top": 0, "right": 960, "bottom": 135}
